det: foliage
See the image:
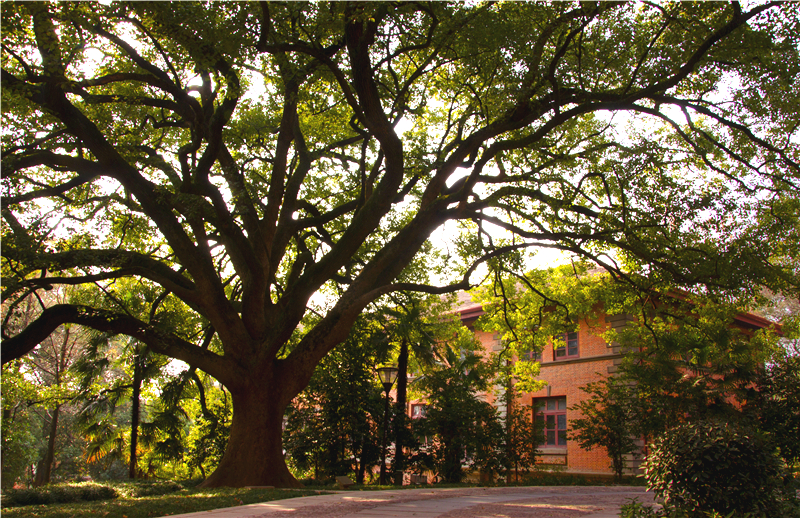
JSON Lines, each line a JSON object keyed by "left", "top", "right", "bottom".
{"left": 611, "top": 301, "right": 778, "bottom": 437}
{"left": 748, "top": 350, "right": 800, "bottom": 468}
{"left": 1, "top": 483, "right": 118, "bottom": 508}
{"left": 570, "top": 376, "right": 640, "bottom": 481}
{"left": 1, "top": 361, "right": 39, "bottom": 487}
{"left": 476, "top": 261, "right": 780, "bottom": 430}
{"left": 74, "top": 331, "right": 187, "bottom": 479}
{"left": 185, "top": 384, "right": 233, "bottom": 480}
{"left": 498, "top": 372, "right": 542, "bottom": 482}
{"left": 0, "top": 289, "right": 89, "bottom": 486}
{"left": 410, "top": 343, "right": 503, "bottom": 483}
{"left": 0, "top": 484, "right": 327, "bottom": 518}
{"left": 3, "top": 1, "right": 799, "bottom": 486}
{"left": 644, "top": 420, "right": 797, "bottom": 517}
{"left": 619, "top": 499, "right": 800, "bottom": 518}
{"left": 113, "top": 480, "right": 183, "bottom": 498}
{"left": 284, "top": 314, "right": 389, "bottom": 482}
{"left": 474, "top": 262, "right": 607, "bottom": 392}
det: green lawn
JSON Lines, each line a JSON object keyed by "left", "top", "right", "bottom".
{"left": 1, "top": 486, "right": 329, "bottom": 518}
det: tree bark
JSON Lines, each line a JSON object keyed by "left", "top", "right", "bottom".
{"left": 199, "top": 382, "right": 301, "bottom": 488}
{"left": 129, "top": 358, "right": 142, "bottom": 479}
{"left": 392, "top": 339, "right": 408, "bottom": 485}
{"left": 33, "top": 405, "right": 60, "bottom": 487}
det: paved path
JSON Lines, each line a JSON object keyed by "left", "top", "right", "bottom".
{"left": 164, "top": 486, "right": 654, "bottom": 518}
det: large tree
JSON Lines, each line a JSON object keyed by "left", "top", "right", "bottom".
{"left": 2, "top": 2, "right": 798, "bottom": 487}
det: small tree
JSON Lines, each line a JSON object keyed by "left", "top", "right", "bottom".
{"left": 570, "top": 376, "right": 640, "bottom": 481}
{"left": 498, "top": 366, "right": 541, "bottom": 483}
{"left": 75, "top": 334, "right": 171, "bottom": 479}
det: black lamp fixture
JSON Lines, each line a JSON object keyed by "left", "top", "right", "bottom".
{"left": 376, "top": 365, "right": 398, "bottom": 485}
{"left": 377, "top": 365, "right": 399, "bottom": 392}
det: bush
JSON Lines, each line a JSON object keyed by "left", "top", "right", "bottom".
{"left": 619, "top": 500, "right": 669, "bottom": 518}
{"left": 644, "top": 420, "right": 796, "bottom": 517}
{"left": 1, "top": 483, "right": 118, "bottom": 507}
{"left": 116, "top": 480, "right": 184, "bottom": 498}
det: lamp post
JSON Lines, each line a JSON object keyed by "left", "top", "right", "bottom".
{"left": 376, "top": 365, "right": 398, "bottom": 485}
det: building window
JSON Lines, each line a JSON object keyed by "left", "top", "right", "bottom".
{"left": 520, "top": 349, "right": 542, "bottom": 362}
{"left": 554, "top": 331, "right": 579, "bottom": 359}
{"left": 534, "top": 397, "right": 567, "bottom": 447}
{"left": 411, "top": 404, "right": 427, "bottom": 419}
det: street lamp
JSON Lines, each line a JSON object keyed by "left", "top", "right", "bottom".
{"left": 376, "top": 365, "right": 398, "bottom": 485}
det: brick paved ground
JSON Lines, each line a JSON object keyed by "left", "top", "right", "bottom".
{"left": 164, "top": 486, "right": 654, "bottom": 518}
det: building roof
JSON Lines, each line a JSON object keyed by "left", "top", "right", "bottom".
{"left": 450, "top": 288, "right": 781, "bottom": 334}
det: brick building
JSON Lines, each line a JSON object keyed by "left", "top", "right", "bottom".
{"left": 450, "top": 290, "right": 777, "bottom": 476}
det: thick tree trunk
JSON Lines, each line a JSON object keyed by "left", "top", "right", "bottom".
{"left": 200, "top": 383, "right": 301, "bottom": 488}
{"left": 33, "top": 405, "right": 60, "bottom": 487}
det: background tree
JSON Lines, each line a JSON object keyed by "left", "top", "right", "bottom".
{"left": 375, "top": 293, "right": 445, "bottom": 485}
{"left": 26, "top": 320, "right": 84, "bottom": 487}
{"left": 284, "top": 313, "right": 389, "bottom": 484}
{"left": 1, "top": 289, "right": 86, "bottom": 487}
{"left": 75, "top": 334, "right": 172, "bottom": 479}
{"left": 411, "top": 340, "right": 503, "bottom": 483}
{"left": 3, "top": 2, "right": 799, "bottom": 487}
{"left": 1, "top": 361, "right": 39, "bottom": 488}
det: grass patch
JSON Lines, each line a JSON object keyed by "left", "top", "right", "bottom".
{"left": 1, "top": 485, "right": 327, "bottom": 518}
{"left": 1, "top": 483, "right": 119, "bottom": 507}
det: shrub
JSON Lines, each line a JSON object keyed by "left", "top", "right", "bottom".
{"left": 644, "top": 420, "right": 795, "bottom": 516}
{"left": 1, "top": 483, "right": 118, "bottom": 507}
{"left": 117, "top": 480, "right": 184, "bottom": 498}
{"left": 619, "top": 500, "right": 668, "bottom": 518}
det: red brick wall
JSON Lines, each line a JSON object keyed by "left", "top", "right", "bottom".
{"left": 471, "top": 308, "right": 621, "bottom": 475}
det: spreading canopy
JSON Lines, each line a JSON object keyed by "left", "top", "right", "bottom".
{"left": 2, "top": 1, "right": 799, "bottom": 485}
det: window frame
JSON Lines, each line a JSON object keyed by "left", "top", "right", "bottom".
{"left": 410, "top": 403, "right": 427, "bottom": 419}
{"left": 520, "top": 349, "right": 543, "bottom": 362}
{"left": 553, "top": 331, "right": 579, "bottom": 360}
{"left": 533, "top": 397, "right": 568, "bottom": 447}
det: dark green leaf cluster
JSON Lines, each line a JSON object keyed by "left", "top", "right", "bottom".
{"left": 185, "top": 391, "right": 232, "bottom": 480}
{"left": 283, "top": 314, "right": 389, "bottom": 483}
{"left": 644, "top": 420, "right": 797, "bottom": 517}
{"left": 1, "top": 483, "right": 118, "bottom": 508}
{"left": 409, "top": 347, "right": 503, "bottom": 483}
{"left": 747, "top": 352, "right": 800, "bottom": 468}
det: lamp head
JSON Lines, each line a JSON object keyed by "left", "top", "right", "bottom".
{"left": 376, "top": 365, "right": 399, "bottom": 391}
